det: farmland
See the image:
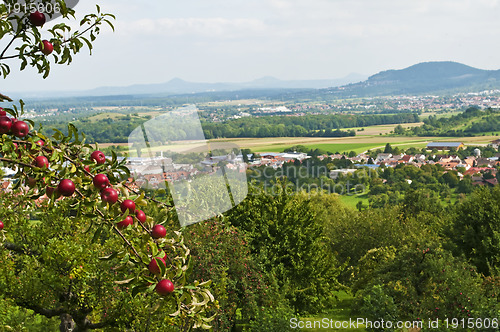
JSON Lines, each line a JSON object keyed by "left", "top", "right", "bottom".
{"left": 100, "top": 133, "right": 499, "bottom": 157}
{"left": 214, "top": 134, "right": 498, "bottom": 154}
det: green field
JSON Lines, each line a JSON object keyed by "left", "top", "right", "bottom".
{"left": 339, "top": 193, "right": 370, "bottom": 209}
{"left": 87, "top": 112, "right": 127, "bottom": 121}
{"left": 104, "top": 127, "right": 498, "bottom": 157}
{"left": 342, "top": 122, "right": 424, "bottom": 136}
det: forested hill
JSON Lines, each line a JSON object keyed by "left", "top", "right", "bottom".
{"left": 323, "top": 61, "right": 500, "bottom": 97}
{"left": 407, "top": 107, "right": 500, "bottom": 137}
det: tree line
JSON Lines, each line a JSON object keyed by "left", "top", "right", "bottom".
{"left": 202, "top": 113, "right": 419, "bottom": 139}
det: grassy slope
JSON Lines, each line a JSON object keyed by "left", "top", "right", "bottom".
{"left": 339, "top": 193, "right": 370, "bottom": 209}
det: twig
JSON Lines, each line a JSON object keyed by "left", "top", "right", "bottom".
{"left": 92, "top": 207, "right": 144, "bottom": 264}
{"left": 0, "top": 26, "right": 25, "bottom": 59}
{"left": 0, "top": 157, "right": 34, "bottom": 169}
{"left": 123, "top": 183, "right": 174, "bottom": 208}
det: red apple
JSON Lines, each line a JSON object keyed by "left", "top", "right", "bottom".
{"left": 29, "top": 11, "right": 46, "bottom": 26}
{"left": 0, "top": 116, "right": 12, "bottom": 134}
{"left": 34, "top": 156, "right": 49, "bottom": 169}
{"left": 46, "top": 186, "right": 61, "bottom": 199}
{"left": 116, "top": 215, "right": 133, "bottom": 229}
{"left": 0, "top": 108, "right": 5, "bottom": 116}
{"left": 120, "top": 199, "right": 136, "bottom": 214}
{"left": 41, "top": 40, "right": 53, "bottom": 55}
{"left": 0, "top": 220, "right": 4, "bottom": 230}
{"left": 135, "top": 210, "right": 147, "bottom": 223}
{"left": 155, "top": 279, "right": 174, "bottom": 295}
{"left": 11, "top": 120, "right": 29, "bottom": 138}
{"left": 148, "top": 257, "right": 166, "bottom": 275}
{"left": 151, "top": 224, "right": 167, "bottom": 239}
{"left": 93, "top": 174, "right": 109, "bottom": 190}
{"left": 58, "top": 179, "right": 75, "bottom": 197}
{"left": 90, "top": 150, "right": 106, "bottom": 165}
{"left": 84, "top": 165, "right": 91, "bottom": 173}
{"left": 100, "top": 187, "right": 118, "bottom": 204}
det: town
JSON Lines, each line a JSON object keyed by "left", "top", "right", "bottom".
{"left": 3, "top": 139, "right": 500, "bottom": 194}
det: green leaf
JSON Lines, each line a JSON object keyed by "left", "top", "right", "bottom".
{"left": 92, "top": 226, "right": 103, "bottom": 243}
{"left": 98, "top": 251, "right": 119, "bottom": 261}
{"left": 150, "top": 241, "right": 159, "bottom": 257}
{"left": 147, "top": 283, "right": 156, "bottom": 293}
{"left": 52, "top": 129, "right": 64, "bottom": 141}
{"left": 155, "top": 257, "right": 166, "bottom": 277}
{"left": 120, "top": 253, "right": 130, "bottom": 264}
{"left": 132, "top": 284, "right": 149, "bottom": 298}
{"left": 67, "top": 123, "right": 76, "bottom": 141}
{"left": 143, "top": 276, "right": 157, "bottom": 284}
{"left": 197, "top": 280, "right": 212, "bottom": 287}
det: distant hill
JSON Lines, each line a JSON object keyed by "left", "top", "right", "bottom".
{"left": 81, "top": 74, "right": 367, "bottom": 96}
{"left": 8, "top": 74, "right": 367, "bottom": 99}
{"left": 325, "top": 61, "right": 500, "bottom": 97}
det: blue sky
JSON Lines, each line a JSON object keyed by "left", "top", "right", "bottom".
{"left": 4, "top": 0, "right": 500, "bottom": 92}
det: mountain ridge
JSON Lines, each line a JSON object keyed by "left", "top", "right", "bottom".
{"left": 328, "top": 61, "right": 500, "bottom": 97}
{"left": 7, "top": 73, "right": 367, "bottom": 99}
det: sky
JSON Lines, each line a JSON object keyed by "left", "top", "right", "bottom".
{"left": 3, "top": 0, "right": 500, "bottom": 92}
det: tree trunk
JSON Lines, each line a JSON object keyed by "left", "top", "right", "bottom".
{"left": 60, "top": 314, "right": 76, "bottom": 332}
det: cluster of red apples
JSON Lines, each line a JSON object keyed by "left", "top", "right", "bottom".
{"left": 0, "top": 109, "right": 30, "bottom": 137}
{"left": 0, "top": 108, "right": 174, "bottom": 296}
{"left": 28, "top": 11, "right": 53, "bottom": 55}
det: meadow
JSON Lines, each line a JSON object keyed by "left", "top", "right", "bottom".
{"left": 216, "top": 136, "right": 437, "bottom": 154}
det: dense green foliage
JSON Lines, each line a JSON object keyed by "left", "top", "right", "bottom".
{"left": 185, "top": 220, "right": 292, "bottom": 331}
{"left": 316, "top": 186, "right": 500, "bottom": 330}
{"left": 225, "top": 183, "right": 342, "bottom": 314}
{"left": 447, "top": 186, "right": 500, "bottom": 276}
{"left": 407, "top": 107, "right": 500, "bottom": 136}
{"left": 0, "top": 197, "right": 182, "bottom": 331}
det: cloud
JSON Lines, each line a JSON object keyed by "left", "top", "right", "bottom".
{"left": 116, "top": 17, "right": 267, "bottom": 39}
{"left": 6, "top": 0, "right": 500, "bottom": 91}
